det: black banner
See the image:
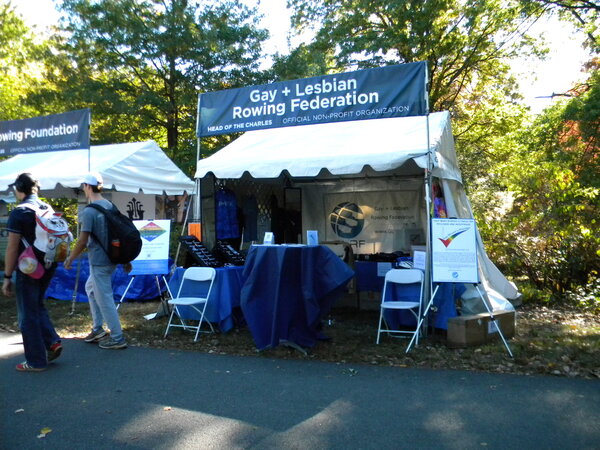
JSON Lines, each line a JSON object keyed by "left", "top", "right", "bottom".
{"left": 197, "top": 62, "right": 428, "bottom": 137}
{"left": 0, "top": 109, "right": 90, "bottom": 156}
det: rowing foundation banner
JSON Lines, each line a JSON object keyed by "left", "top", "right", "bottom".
{"left": 197, "top": 61, "right": 427, "bottom": 136}
{"left": 0, "top": 109, "right": 90, "bottom": 156}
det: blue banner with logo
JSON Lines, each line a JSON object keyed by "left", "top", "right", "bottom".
{"left": 0, "top": 109, "right": 90, "bottom": 156}
{"left": 197, "top": 61, "right": 427, "bottom": 137}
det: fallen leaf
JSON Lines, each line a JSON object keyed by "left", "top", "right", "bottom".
{"left": 14, "top": 409, "right": 24, "bottom": 414}
{"left": 163, "top": 406, "right": 172, "bottom": 411}
{"left": 37, "top": 427, "right": 52, "bottom": 438}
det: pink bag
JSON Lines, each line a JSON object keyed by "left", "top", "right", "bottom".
{"left": 18, "top": 239, "right": 45, "bottom": 279}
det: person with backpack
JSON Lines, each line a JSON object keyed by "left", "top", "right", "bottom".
{"left": 2, "top": 173, "right": 63, "bottom": 372}
{"left": 64, "top": 172, "right": 127, "bottom": 349}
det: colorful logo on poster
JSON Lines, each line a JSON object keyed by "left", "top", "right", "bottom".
{"left": 140, "top": 221, "right": 166, "bottom": 242}
{"left": 438, "top": 227, "right": 469, "bottom": 248}
{"left": 330, "top": 202, "right": 364, "bottom": 238}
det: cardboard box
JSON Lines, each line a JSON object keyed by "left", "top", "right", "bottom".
{"left": 446, "top": 310, "right": 516, "bottom": 348}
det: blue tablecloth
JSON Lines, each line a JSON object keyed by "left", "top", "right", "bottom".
{"left": 241, "top": 245, "right": 355, "bottom": 350}
{"left": 355, "top": 261, "right": 464, "bottom": 329}
{"left": 168, "top": 266, "right": 245, "bottom": 333}
{"left": 356, "top": 261, "right": 388, "bottom": 292}
{"left": 46, "top": 255, "right": 167, "bottom": 302}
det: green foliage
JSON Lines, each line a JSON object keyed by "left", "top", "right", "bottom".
{"left": 524, "top": 0, "right": 599, "bottom": 52}
{"left": 0, "top": 1, "right": 46, "bottom": 121}
{"left": 564, "top": 276, "right": 600, "bottom": 312}
{"left": 286, "top": 0, "right": 545, "bottom": 198}
{"left": 269, "top": 42, "right": 337, "bottom": 81}
{"left": 480, "top": 66, "right": 600, "bottom": 298}
{"left": 30, "top": 0, "right": 270, "bottom": 172}
{"left": 516, "top": 281, "right": 554, "bottom": 304}
{"left": 288, "top": 0, "right": 547, "bottom": 111}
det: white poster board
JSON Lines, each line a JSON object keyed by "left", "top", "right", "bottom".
{"left": 431, "top": 218, "right": 478, "bottom": 283}
{"left": 130, "top": 220, "right": 171, "bottom": 276}
{"left": 323, "top": 189, "right": 424, "bottom": 253}
{"left": 263, "top": 232, "right": 274, "bottom": 245}
{"left": 413, "top": 250, "right": 426, "bottom": 271}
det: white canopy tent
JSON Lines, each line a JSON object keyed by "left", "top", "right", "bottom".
{"left": 194, "top": 111, "right": 518, "bottom": 308}
{"left": 196, "top": 112, "right": 461, "bottom": 182}
{"left": 0, "top": 140, "right": 194, "bottom": 196}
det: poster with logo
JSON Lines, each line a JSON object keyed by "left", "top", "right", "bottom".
{"left": 324, "top": 190, "right": 423, "bottom": 253}
{"left": 431, "top": 218, "right": 478, "bottom": 283}
{"left": 130, "top": 220, "right": 171, "bottom": 276}
{"left": 111, "top": 192, "right": 156, "bottom": 221}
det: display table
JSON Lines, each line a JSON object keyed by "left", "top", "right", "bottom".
{"left": 355, "top": 261, "right": 464, "bottom": 329}
{"left": 168, "top": 266, "right": 245, "bottom": 333}
{"left": 241, "top": 245, "right": 355, "bottom": 350}
{"left": 47, "top": 255, "right": 165, "bottom": 302}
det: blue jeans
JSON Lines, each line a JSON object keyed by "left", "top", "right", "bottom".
{"left": 15, "top": 266, "right": 60, "bottom": 368}
{"left": 85, "top": 264, "right": 123, "bottom": 341}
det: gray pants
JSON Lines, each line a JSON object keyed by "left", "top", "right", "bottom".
{"left": 85, "top": 264, "right": 123, "bottom": 341}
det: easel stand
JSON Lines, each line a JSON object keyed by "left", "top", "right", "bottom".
{"left": 117, "top": 275, "right": 174, "bottom": 320}
{"left": 406, "top": 283, "right": 513, "bottom": 357}
{"left": 406, "top": 284, "right": 440, "bottom": 354}
{"left": 473, "top": 283, "right": 513, "bottom": 358}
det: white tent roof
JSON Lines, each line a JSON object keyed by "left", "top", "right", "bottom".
{"left": 0, "top": 140, "right": 194, "bottom": 196}
{"left": 195, "top": 111, "right": 462, "bottom": 183}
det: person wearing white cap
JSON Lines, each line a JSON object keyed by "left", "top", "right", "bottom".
{"left": 2, "top": 173, "right": 62, "bottom": 371}
{"left": 64, "top": 172, "right": 127, "bottom": 349}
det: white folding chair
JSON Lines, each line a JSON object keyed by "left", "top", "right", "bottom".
{"left": 164, "top": 267, "right": 217, "bottom": 342}
{"left": 376, "top": 269, "right": 424, "bottom": 345}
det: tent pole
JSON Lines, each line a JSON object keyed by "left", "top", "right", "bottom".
{"left": 174, "top": 136, "right": 202, "bottom": 268}
{"left": 423, "top": 113, "right": 433, "bottom": 338}
{"left": 173, "top": 190, "right": 193, "bottom": 270}
{"left": 87, "top": 109, "right": 91, "bottom": 172}
{"left": 423, "top": 64, "right": 433, "bottom": 340}
{"left": 193, "top": 94, "right": 203, "bottom": 224}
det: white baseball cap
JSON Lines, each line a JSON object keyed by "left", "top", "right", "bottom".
{"left": 83, "top": 172, "right": 103, "bottom": 186}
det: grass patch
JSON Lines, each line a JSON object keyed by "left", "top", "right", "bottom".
{"left": 1, "top": 297, "right": 599, "bottom": 379}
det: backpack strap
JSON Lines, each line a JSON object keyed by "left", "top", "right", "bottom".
{"left": 18, "top": 200, "right": 51, "bottom": 215}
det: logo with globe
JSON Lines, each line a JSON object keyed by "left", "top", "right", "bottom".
{"left": 329, "top": 202, "right": 364, "bottom": 239}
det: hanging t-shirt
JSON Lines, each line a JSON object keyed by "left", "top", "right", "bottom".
{"left": 241, "top": 195, "right": 259, "bottom": 242}
{"left": 216, "top": 188, "right": 240, "bottom": 239}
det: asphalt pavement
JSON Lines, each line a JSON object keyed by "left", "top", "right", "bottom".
{"left": 1, "top": 331, "right": 599, "bottom": 449}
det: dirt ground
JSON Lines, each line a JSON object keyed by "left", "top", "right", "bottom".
{"left": 1, "top": 296, "right": 598, "bottom": 380}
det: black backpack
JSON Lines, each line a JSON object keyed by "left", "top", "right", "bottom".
{"left": 86, "top": 202, "right": 142, "bottom": 264}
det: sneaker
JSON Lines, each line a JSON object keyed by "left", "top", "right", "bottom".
{"left": 16, "top": 361, "right": 46, "bottom": 372}
{"left": 84, "top": 329, "right": 108, "bottom": 343}
{"left": 98, "top": 337, "right": 127, "bottom": 349}
{"left": 47, "top": 342, "right": 63, "bottom": 362}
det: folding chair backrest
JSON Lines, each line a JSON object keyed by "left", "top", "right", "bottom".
{"left": 183, "top": 267, "right": 216, "bottom": 282}
{"left": 381, "top": 269, "right": 424, "bottom": 305}
{"left": 385, "top": 268, "right": 423, "bottom": 285}
{"left": 177, "top": 267, "right": 217, "bottom": 298}
{"left": 377, "top": 268, "right": 425, "bottom": 345}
